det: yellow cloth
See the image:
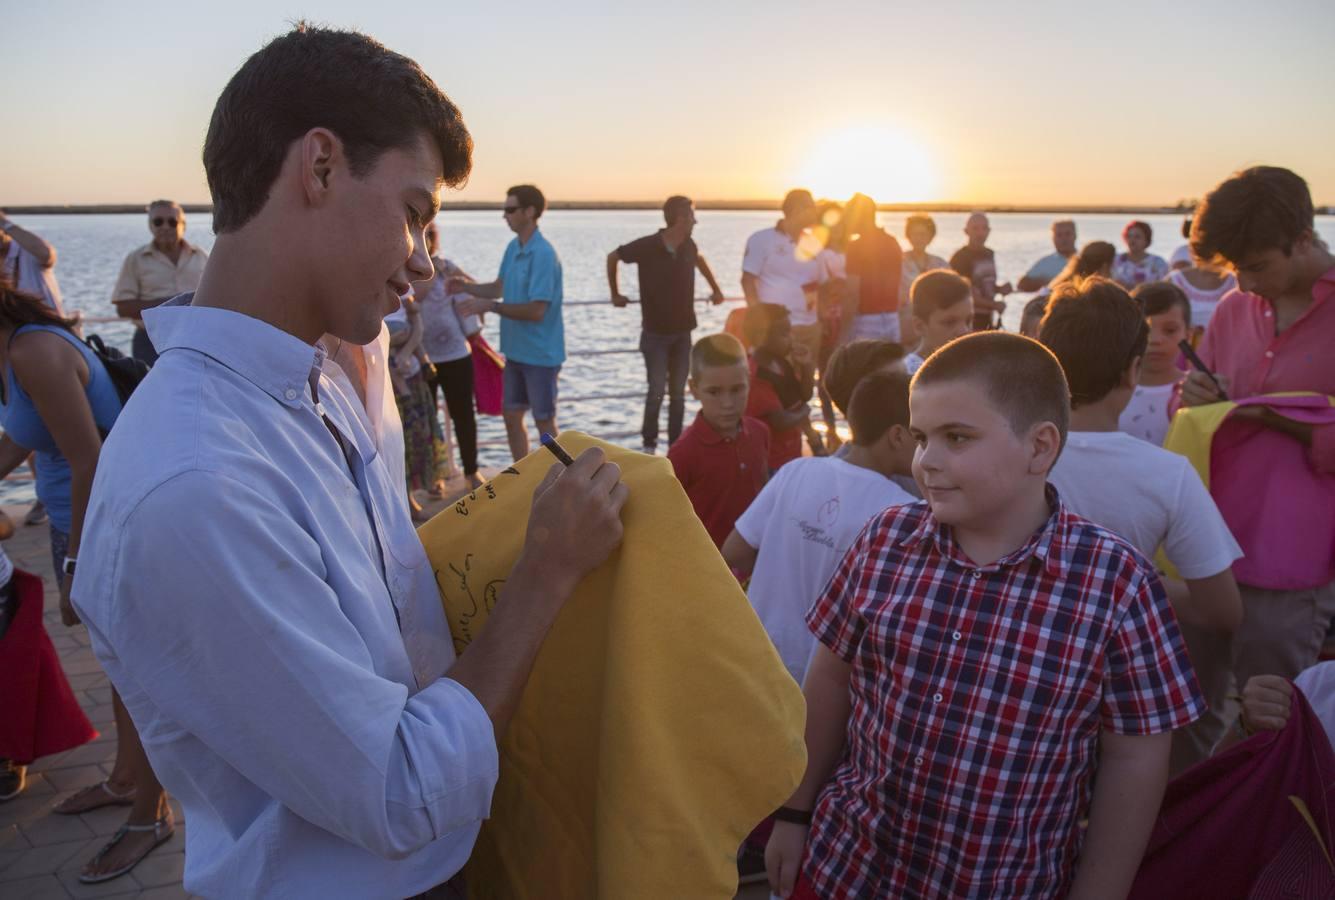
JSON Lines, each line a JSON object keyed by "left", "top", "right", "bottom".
{"left": 1162, "top": 401, "right": 1238, "bottom": 491}
{"left": 418, "top": 432, "right": 807, "bottom": 899}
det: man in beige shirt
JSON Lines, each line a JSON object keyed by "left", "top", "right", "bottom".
{"left": 112, "top": 200, "right": 209, "bottom": 364}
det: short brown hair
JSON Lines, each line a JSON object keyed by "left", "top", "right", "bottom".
{"left": 743, "top": 303, "right": 789, "bottom": 348}
{"left": 911, "top": 269, "right": 971, "bottom": 320}
{"left": 663, "top": 195, "right": 693, "bottom": 226}
{"left": 824, "top": 339, "right": 905, "bottom": 415}
{"left": 1038, "top": 278, "right": 1148, "bottom": 408}
{"left": 204, "top": 25, "right": 472, "bottom": 233}
{"left": 848, "top": 371, "right": 911, "bottom": 446}
{"left": 905, "top": 213, "right": 936, "bottom": 240}
{"left": 689, "top": 332, "right": 746, "bottom": 379}
{"left": 913, "top": 331, "right": 1069, "bottom": 451}
{"left": 1133, "top": 281, "right": 1192, "bottom": 328}
{"left": 1190, "top": 166, "right": 1314, "bottom": 266}
{"left": 507, "top": 184, "right": 546, "bottom": 218}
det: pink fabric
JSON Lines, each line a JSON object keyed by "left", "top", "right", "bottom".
{"left": 1192, "top": 268, "right": 1335, "bottom": 589}
{"left": 1130, "top": 684, "right": 1335, "bottom": 899}
{"left": 468, "top": 333, "right": 504, "bottom": 417}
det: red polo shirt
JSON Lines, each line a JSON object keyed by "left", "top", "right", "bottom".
{"left": 668, "top": 413, "right": 770, "bottom": 548}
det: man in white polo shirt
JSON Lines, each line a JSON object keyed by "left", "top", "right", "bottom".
{"left": 112, "top": 200, "right": 209, "bottom": 365}
{"left": 741, "top": 189, "right": 829, "bottom": 362}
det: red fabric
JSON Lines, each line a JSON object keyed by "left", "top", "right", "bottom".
{"left": 789, "top": 872, "right": 820, "bottom": 900}
{"left": 468, "top": 333, "right": 505, "bottom": 416}
{"left": 1131, "top": 685, "right": 1335, "bottom": 899}
{"left": 745, "top": 358, "right": 803, "bottom": 471}
{"left": 846, "top": 227, "right": 904, "bottom": 314}
{"left": 667, "top": 413, "right": 769, "bottom": 548}
{"left": 0, "top": 570, "right": 98, "bottom": 764}
{"left": 801, "top": 493, "right": 1204, "bottom": 898}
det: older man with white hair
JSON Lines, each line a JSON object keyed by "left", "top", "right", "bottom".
{"left": 112, "top": 200, "right": 209, "bottom": 364}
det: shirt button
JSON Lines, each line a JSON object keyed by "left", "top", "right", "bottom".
{"left": 901, "top": 811, "right": 909, "bottom": 820}
{"left": 1265, "top": 350, "right": 1275, "bottom": 358}
{"left": 284, "top": 388, "right": 298, "bottom": 401}
{"left": 952, "top": 630, "right": 962, "bottom": 641}
{"left": 969, "top": 570, "right": 981, "bottom": 579}
{"left": 915, "top": 755, "right": 924, "bottom": 766}
{"left": 933, "top": 692, "right": 944, "bottom": 703}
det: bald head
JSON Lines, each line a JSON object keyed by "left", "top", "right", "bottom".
{"left": 964, "top": 212, "right": 990, "bottom": 247}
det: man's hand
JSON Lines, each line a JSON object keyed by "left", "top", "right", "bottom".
{"left": 997, "top": 281, "right": 1014, "bottom": 296}
{"left": 710, "top": 290, "right": 725, "bottom": 306}
{"left": 457, "top": 297, "right": 496, "bottom": 318}
{"left": 519, "top": 447, "right": 629, "bottom": 596}
{"left": 766, "top": 820, "right": 809, "bottom": 898}
{"left": 1240, "top": 675, "right": 1293, "bottom": 733}
{"left": 60, "top": 573, "right": 81, "bottom": 627}
{"left": 1180, "top": 370, "right": 1230, "bottom": 407}
{"left": 445, "top": 277, "right": 474, "bottom": 295}
{"left": 610, "top": 293, "right": 631, "bottom": 308}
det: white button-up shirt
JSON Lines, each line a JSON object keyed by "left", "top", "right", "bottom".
{"left": 741, "top": 223, "right": 828, "bottom": 326}
{"left": 72, "top": 298, "right": 498, "bottom": 898}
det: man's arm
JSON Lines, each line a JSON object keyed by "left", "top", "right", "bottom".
{"left": 696, "top": 255, "right": 725, "bottom": 304}
{"left": 721, "top": 529, "right": 759, "bottom": 575}
{"left": 449, "top": 278, "right": 503, "bottom": 300}
{"left": 607, "top": 250, "right": 629, "bottom": 307}
{"left": 0, "top": 434, "right": 32, "bottom": 481}
{"left": 766, "top": 644, "right": 851, "bottom": 898}
{"left": 1067, "top": 730, "right": 1171, "bottom": 900}
{"left": 0, "top": 213, "right": 56, "bottom": 268}
{"left": 459, "top": 297, "right": 549, "bottom": 322}
{"left": 741, "top": 272, "right": 761, "bottom": 308}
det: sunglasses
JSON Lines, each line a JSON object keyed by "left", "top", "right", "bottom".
{"left": 503, "top": 206, "right": 522, "bottom": 215}
{"left": 151, "top": 217, "right": 179, "bottom": 228}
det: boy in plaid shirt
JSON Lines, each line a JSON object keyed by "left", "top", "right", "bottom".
{"left": 766, "top": 332, "right": 1204, "bottom": 899}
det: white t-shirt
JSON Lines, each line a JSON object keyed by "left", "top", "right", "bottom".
{"left": 734, "top": 457, "right": 917, "bottom": 683}
{"left": 1049, "top": 431, "right": 1241, "bottom": 578}
{"left": 1118, "top": 381, "right": 1179, "bottom": 446}
{"left": 1167, "top": 269, "right": 1238, "bottom": 331}
{"left": 1294, "top": 662, "right": 1335, "bottom": 749}
{"left": 904, "top": 351, "right": 925, "bottom": 375}
{"left": 741, "top": 224, "right": 828, "bottom": 326}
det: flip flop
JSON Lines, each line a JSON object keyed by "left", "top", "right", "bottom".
{"left": 78, "top": 811, "right": 174, "bottom": 884}
{"left": 52, "top": 780, "right": 136, "bottom": 815}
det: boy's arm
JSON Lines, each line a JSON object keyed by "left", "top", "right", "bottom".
{"left": 766, "top": 644, "right": 852, "bottom": 898}
{"left": 1181, "top": 570, "right": 1243, "bottom": 631}
{"left": 1067, "top": 730, "right": 1170, "bottom": 900}
{"left": 721, "top": 528, "right": 759, "bottom": 575}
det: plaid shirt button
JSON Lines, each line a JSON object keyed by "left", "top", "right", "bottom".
{"left": 952, "top": 630, "right": 962, "bottom": 640}
{"left": 933, "top": 692, "right": 943, "bottom": 702}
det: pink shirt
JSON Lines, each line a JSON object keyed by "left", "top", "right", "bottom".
{"left": 1194, "top": 266, "right": 1335, "bottom": 589}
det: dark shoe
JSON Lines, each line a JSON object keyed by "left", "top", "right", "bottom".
{"left": 737, "top": 843, "right": 768, "bottom": 886}
{"left": 0, "top": 759, "right": 27, "bottom": 802}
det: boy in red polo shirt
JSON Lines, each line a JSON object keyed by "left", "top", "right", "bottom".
{"left": 668, "top": 334, "right": 770, "bottom": 548}
{"left": 766, "top": 332, "right": 1203, "bottom": 899}
{"left": 745, "top": 303, "right": 819, "bottom": 472}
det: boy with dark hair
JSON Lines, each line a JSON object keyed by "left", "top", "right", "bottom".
{"left": 1119, "top": 282, "right": 1192, "bottom": 446}
{"left": 1180, "top": 165, "right": 1335, "bottom": 709}
{"left": 744, "top": 303, "right": 821, "bottom": 470}
{"left": 71, "top": 25, "right": 629, "bottom": 898}
{"left": 1041, "top": 277, "right": 1243, "bottom": 772}
{"left": 767, "top": 331, "right": 1203, "bottom": 899}
{"left": 724, "top": 370, "right": 917, "bottom": 684}
{"left": 904, "top": 269, "right": 972, "bottom": 374}
{"left": 821, "top": 339, "right": 905, "bottom": 418}
{"left": 668, "top": 333, "right": 769, "bottom": 548}
{"left": 1019, "top": 294, "right": 1048, "bottom": 338}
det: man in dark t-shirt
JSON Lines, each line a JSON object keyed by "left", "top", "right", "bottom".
{"left": 608, "top": 195, "right": 725, "bottom": 452}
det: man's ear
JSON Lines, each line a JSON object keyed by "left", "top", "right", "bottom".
{"left": 300, "top": 128, "right": 340, "bottom": 207}
{"left": 1028, "top": 421, "right": 1063, "bottom": 476}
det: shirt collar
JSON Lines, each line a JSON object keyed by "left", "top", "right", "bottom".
{"left": 897, "top": 484, "right": 1072, "bottom": 577}
{"left": 140, "top": 240, "right": 201, "bottom": 258}
{"left": 691, "top": 412, "right": 741, "bottom": 446}
{"left": 143, "top": 294, "right": 324, "bottom": 410}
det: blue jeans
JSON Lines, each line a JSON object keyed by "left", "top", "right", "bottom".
{"left": 640, "top": 330, "right": 691, "bottom": 448}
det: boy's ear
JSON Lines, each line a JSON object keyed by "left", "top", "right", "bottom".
{"left": 1122, "top": 355, "right": 1142, "bottom": 389}
{"left": 1027, "top": 421, "right": 1063, "bottom": 476}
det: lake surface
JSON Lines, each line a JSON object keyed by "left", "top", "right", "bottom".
{"left": 6, "top": 209, "right": 1333, "bottom": 504}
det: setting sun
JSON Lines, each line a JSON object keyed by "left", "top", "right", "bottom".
{"left": 796, "top": 124, "right": 943, "bottom": 204}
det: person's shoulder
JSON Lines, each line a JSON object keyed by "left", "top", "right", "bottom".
{"left": 742, "top": 415, "right": 771, "bottom": 441}
{"left": 1056, "top": 504, "right": 1157, "bottom": 579}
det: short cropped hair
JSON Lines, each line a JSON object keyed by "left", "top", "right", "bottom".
{"left": 743, "top": 302, "right": 789, "bottom": 349}
{"left": 782, "top": 189, "right": 815, "bottom": 216}
{"left": 1021, "top": 295, "right": 1049, "bottom": 329}
{"left": 1052, "top": 218, "right": 1075, "bottom": 231}
{"left": 689, "top": 332, "right": 747, "bottom": 379}
{"left": 848, "top": 371, "right": 912, "bottom": 446}
{"left": 911, "top": 269, "right": 972, "bottom": 321}
{"left": 1133, "top": 281, "right": 1192, "bottom": 328}
{"left": 905, "top": 214, "right": 936, "bottom": 240}
{"left": 913, "top": 331, "right": 1070, "bottom": 452}
{"left": 663, "top": 195, "right": 693, "bottom": 226}
{"left": 203, "top": 24, "right": 472, "bottom": 233}
{"left": 147, "top": 199, "right": 182, "bottom": 213}
{"left": 1122, "top": 220, "right": 1153, "bottom": 245}
{"left": 1038, "top": 278, "right": 1148, "bottom": 408}
{"left": 824, "top": 339, "right": 906, "bottom": 415}
{"left": 1190, "top": 166, "right": 1314, "bottom": 266}
{"left": 507, "top": 184, "right": 546, "bottom": 218}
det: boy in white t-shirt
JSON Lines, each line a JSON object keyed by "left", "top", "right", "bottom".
{"left": 902, "top": 270, "right": 972, "bottom": 375}
{"left": 722, "top": 371, "right": 917, "bottom": 685}
{"left": 1118, "top": 282, "right": 1192, "bottom": 446}
{"left": 1040, "top": 277, "right": 1244, "bottom": 773}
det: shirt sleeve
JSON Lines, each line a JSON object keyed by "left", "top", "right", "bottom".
{"left": 1100, "top": 567, "right": 1206, "bottom": 734}
{"left": 735, "top": 467, "right": 784, "bottom": 547}
{"left": 741, "top": 233, "right": 766, "bottom": 278}
{"left": 111, "top": 254, "right": 140, "bottom": 302}
{"left": 1310, "top": 422, "right": 1335, "bottom": 475}
{"left": 1162, "top": 458, "right": 1244, "bottom": 579}
{"left": 101, "top": 470, "right": 498, "bottom": 860}
{"left": 667, "top": 440, "right": 696, "bottom": 490}
{"left": 805, "top": 519, "right": 880, "bottom": 662}
{"left": 526, "top": 245, "right": 561, "bottom": 306}
{"left": 616, "top": 235, "right": 650, "bottom": 265}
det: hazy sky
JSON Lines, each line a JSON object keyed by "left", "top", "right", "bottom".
{"left": 5, "top": 0, "right": 1334, "bottom": 207}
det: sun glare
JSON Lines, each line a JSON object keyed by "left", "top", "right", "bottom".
{"left": 796, "top": 125, "right": 942, "bottom": 204}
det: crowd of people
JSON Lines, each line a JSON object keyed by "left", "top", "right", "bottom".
{"left": 0, "top": 22, "right": 1332, "bottom": 899}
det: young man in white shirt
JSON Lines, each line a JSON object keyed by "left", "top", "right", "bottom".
{"left": 1040, "top": 277, "right": 1243, "bottom": 774}
{"left": 741, "top": 189, "right": 830, "bottom": 364}
{"left": 722, "top": 370, "right": 917, "bottom": 685}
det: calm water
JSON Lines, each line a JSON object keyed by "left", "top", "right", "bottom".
{"left": 6, "top": 209, "right": 1334, "bottom": 503}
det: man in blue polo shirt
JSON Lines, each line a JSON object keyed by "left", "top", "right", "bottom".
{"left": 455, "top": 184, "right": 564, "bottom": 460}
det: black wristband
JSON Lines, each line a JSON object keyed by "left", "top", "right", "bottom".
{"left": 774, "top": 805, "right": 813, "bottom": 825}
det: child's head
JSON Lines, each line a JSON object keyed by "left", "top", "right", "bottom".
{"left": 1133, "top": 281, "right": 1192, "bottom": 374}
{"left": 689, "top": 333, "right": 750, "bottom": 434}
{"left": 1019, "top": 296, "right": 1048, "bottom": 339}
{"left": 1038, "top": 278, "right": 1147, "bottom": 411}
{"left": 910, "top": 270, "right": 973, "bottom": 356}
{"left": 910, "top": 332, "right": 1069, "bottom": 529}
{"left": 848, "top": 370, "right": 916, "bottom": 476}
{"left": 823, "top": 339, "right": 906, "bottom": 416}
{"left": 743, "top": 303, "right": 792, "bottom": 357}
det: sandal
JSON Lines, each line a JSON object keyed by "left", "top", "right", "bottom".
{"left": 52, "top": 780, "right": 136, "bottom": 815}
{"left": 78, "top": 810, "right": 174, "bottom": 884}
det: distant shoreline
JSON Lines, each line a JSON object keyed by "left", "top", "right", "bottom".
{"left": 6, "top": 200, "right": 1333, "bottom": 216}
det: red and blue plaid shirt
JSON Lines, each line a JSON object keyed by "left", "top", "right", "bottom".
{"left": 802, "top": 488, "right": 1204, "bottom": 898}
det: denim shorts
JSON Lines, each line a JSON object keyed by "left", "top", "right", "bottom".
{"left": 502, "top": 361, "right": 561, "bottom": 421}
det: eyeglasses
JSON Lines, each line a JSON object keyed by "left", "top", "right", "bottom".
{"left": 151, "top": 217, "right": 179, "bottom": 228}
{"left": 503, "top": 206, "right": 522, "bottom": 215}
